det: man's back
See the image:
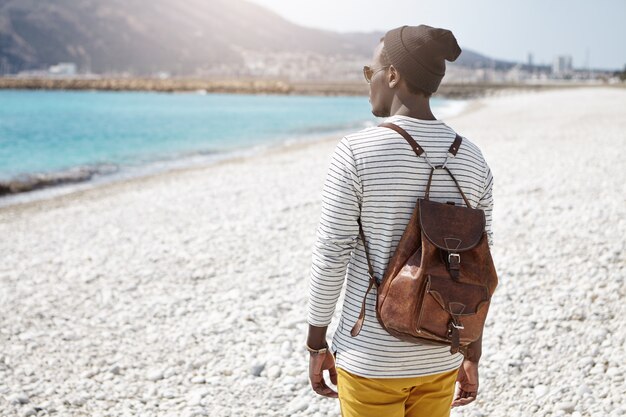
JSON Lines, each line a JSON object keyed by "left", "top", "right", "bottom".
{"left": 307, "top": 114, "right": 494, "bottom": 378}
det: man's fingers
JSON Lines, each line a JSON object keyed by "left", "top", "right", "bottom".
{"left": 451, "top": 397, "right": 476, "bottom": 406}
{"left": 310, "top": 370, "right": 334, "bottom": 396}
{"left": 460, "top": 388, "right": 478, "bottom": 397}
{"left": 312, "top": 380, "right": 338, "bottom": 398}
{"left": 309, "top": 370, "right": 323, "bottom": 390}
{"left": 316, "top": 387, "right": 338, "bottom": 398}
{"left": 451, "top": 389, "right": 477, "bottom": 408}
{"left": 329, "top": 365, "right": 338, "bottom": 385}
{"left": 451, "top": 396, "right": 476, "bottom": 408}
{"left": 457, "top": 383, "right": 478, "bottom": 394}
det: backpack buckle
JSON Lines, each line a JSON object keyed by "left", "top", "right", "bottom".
{"left": 451, "top": 321, "right": 465, "bottom": 330}
{"left": 448, "top": 253, "right": 461, "bottom": 264}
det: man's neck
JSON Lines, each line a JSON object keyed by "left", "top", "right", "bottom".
{"left": 389, "top": 95, "right": 436, "bottom": 121}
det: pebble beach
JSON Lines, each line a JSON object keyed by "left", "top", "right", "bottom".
{"left": 0, "top": 87, "right": 625, "bottom": 417}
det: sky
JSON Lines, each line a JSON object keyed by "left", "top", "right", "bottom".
{"left": 248, "top": 0, "right": 626, "bottom": 70}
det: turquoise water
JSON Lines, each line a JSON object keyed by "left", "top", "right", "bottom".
{"left": 0, "top": 90, "right": 458, "bottom": 184}
{"left": 0, "top": 90, "right": 371, "bottom": 180}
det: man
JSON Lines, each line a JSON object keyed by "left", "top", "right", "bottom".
{"left": 306, "top": 25, "right": 494, "bottom": 417}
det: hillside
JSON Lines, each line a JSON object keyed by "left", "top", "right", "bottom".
{"left": 0, "top": 0, "right": 381, "bottom": 75}
{"left": 0, "top": 0, "right": 518, "bottom": 77}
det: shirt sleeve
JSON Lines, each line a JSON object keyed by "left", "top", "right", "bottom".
{"left": 476, "top": 161, "right": 494, "bottom": 248}
{"left": 307, "top": 137, "right": 362, "bottom": 327}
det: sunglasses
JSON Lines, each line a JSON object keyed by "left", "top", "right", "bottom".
{"left": 363, "top": 65, "right": 389, "bottom": 83}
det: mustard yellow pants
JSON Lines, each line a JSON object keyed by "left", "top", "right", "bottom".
{"left": 336, "top": 367, "right": 459, "bottom": 417}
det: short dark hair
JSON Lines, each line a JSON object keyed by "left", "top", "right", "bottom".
{"left": 379, "top": 40, "right": 432, "bottom": 98}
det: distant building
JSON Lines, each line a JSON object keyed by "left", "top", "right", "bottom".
{"left": 505, "top": 63, "right": 529, "bottom": 83}
{"left": 527, "top": 53, "right": 533, "bottom": 67}
{"left": 48, "top": 62, "right": 77, "bottom": 76}
{"left": 552, "top": 55, "right": 573, "bottom": 77}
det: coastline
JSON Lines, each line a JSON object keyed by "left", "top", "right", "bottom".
{"left": 0, "top": 94, "right": 468, "bottom": 210}
{"left": 0, "top": 90, "right": 467, "bottom": 213}
{"left": 0, "top": 132, "right": 342, "bottom": 218}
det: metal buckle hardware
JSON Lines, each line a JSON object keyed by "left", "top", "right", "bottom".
{"left": 451, "top": 322, "right": 465, "bottom": 330}
{"left": 448, "top": 253, "right": 461, "bottom": 264}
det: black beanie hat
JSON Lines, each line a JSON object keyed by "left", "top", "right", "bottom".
{"left": 383, "top": 25, "right": 462, "bottom": 94}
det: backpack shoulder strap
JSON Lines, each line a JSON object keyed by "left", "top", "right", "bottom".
{"left": 379, "top": 122, "right": 470, "bottom": 206}
{"left": 379, "top": 122, "right": 425, "bottom": 156}
{"left": 379, "top": 122, "right": 462, "bottom": 157}
{"left": 351, "top": 218, "right": 378, "bottom": 337}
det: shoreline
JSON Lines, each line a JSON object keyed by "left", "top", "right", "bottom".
{"left": 0, "top": 96, "right": 469, "bottom": 210}
{"left": 0, "top": 131, "right": 342, "bottom": 201}
{"left": 0, "top": 132, "right": 343, "bottom": 218}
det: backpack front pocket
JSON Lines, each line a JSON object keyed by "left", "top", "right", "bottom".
{"left": 416, "top": 274, "right": 490, "bottom": 344}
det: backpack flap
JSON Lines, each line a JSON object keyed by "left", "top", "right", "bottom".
{"left": 418, "top": 199, "right": 485, "bottom": 252}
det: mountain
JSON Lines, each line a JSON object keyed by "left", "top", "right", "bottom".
{"left": 0, "top": 0, "right": 382, "bottom": 75}
{"left": 0, "top": 0, "right": 521, "bottom": 77}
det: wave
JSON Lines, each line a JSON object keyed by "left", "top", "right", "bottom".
{"left": 0, "top": 146, "right": 261, "bottom": 207}
{"left": 0, "top": 164, "right": 119, "bottom": 196}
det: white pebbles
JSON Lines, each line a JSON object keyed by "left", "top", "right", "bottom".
{"left": 0, "top": 87, "right": 624, "bottom": 417}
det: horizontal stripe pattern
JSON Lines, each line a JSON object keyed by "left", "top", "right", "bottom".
{"left": 307, "top": 115, "right": 494, "bottom": 378}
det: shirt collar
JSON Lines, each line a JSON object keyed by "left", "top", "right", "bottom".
{"left": 383, "top": 114, "right": 446, "bottom": 125}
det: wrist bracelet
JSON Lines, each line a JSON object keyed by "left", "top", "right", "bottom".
{"left": 305, "top": 343, "right": 328, "bottom": 355}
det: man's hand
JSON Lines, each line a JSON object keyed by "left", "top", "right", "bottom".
{"left": 308, "top": 351, "right": 338, "bottom": 398}
{"left": 451, "top": 359, "right": 479, "bottom": 408}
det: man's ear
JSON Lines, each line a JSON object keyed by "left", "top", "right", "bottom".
{"left": 388, "top": 65, "right": 399, "bottom": 88}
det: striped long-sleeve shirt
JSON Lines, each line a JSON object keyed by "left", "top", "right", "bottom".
{"left": 307, "top": 114, "right": 494, "bottom": 378}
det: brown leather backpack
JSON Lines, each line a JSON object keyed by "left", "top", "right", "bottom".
{"left": 350, "top": 122, "right": 498, "bottom": 355}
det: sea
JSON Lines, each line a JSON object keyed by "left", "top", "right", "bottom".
{"left": 0, "top": 90, "right": 467, "bottom": 207}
